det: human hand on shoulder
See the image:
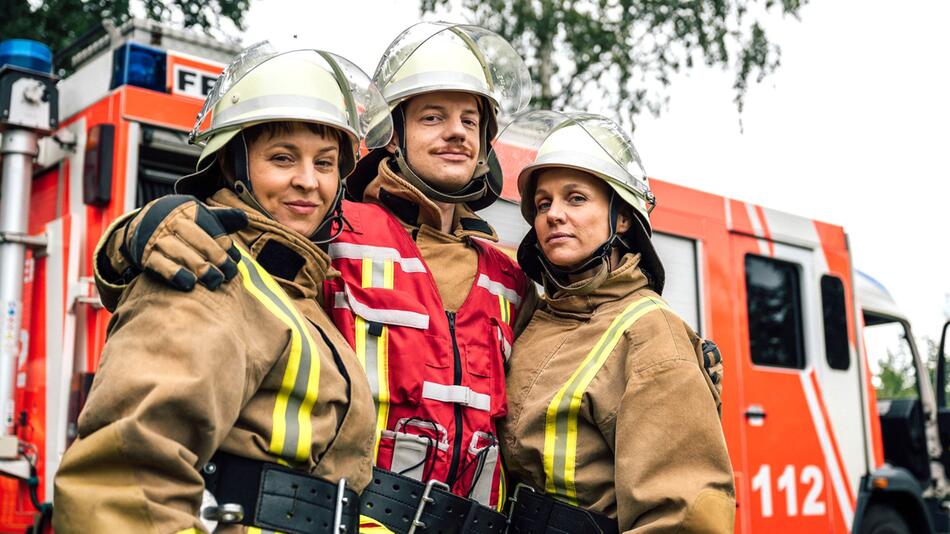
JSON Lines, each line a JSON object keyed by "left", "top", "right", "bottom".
{"left": 108, "top": 194, "right": 247, "bottom": 292}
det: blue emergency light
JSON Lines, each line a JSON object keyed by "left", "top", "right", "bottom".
{"left": 0, "top": 39, "right": 52, "bottom": 74}
{"left": 110, "top": 42, "right": 166, "bottom": 92}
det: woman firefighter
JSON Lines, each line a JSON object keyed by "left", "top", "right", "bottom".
{"left": 495, "top": 111, "right": 735, "bottom": 533}
{"left": 53, "top": 44, "right": 392, "bottom": 533}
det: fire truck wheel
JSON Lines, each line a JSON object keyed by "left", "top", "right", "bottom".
{"left": 860, "top": 504, "right": 911, "bottom": 534}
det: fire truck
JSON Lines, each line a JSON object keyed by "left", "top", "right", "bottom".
{"left": 0, "top": 18, "right": 948, "bottom": 534}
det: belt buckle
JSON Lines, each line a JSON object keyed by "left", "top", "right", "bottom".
{"left": 408, "top": 479, "right": 450, "bottom": 534}
{"left": 333, "top": 477, "right": 350, "bottom": 533}
{"left": 506, "top": 483, "right": 536, "bottom": 527}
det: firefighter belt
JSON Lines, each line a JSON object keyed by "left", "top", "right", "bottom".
{"left": 360, "top": 466, "right": 507, "bottom": 534}
{"left": 200, "top": 451, "right": 361, "bottom": 533}
{"left": 506, "top": 483, "right": 619, "bottom": 534}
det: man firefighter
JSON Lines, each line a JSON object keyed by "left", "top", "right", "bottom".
{"left": 92, "top": 23, "right": 536, "bottom": 533}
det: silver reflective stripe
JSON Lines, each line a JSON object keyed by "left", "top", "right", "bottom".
{"left": 421, "top": 381, "right": 491, "bottom": 412}
{"left": 496, "top": 326, "right": 512, "bottom": 362}
{"left": 383, "top": 71, "right": 491, "bottom": 105}
{"left": 335, "top": 287, "right": 430, "bottom": 329}
{"left": 214, "top": 94, "right": 349, "bottom": 127}
{"left": 328, "top": 242, "right": 427, "bottom": 273}
{"left": 533, "top": 150, "right": 649, "bottom": 196}
{"left": 476, "top": 273, "right": 521, "bottom": 306}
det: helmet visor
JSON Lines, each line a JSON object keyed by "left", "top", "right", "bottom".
{"left": 374, "top": 22, "right": 531, "bottom": 115}
{"left": 493, "top": 110, "right": 651, "bottom": 202}
{"left": 191, "top": 41, "right": 393, "bottom": 151}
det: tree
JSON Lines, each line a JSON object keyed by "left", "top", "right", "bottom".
{"left": 876, "top": 346, "right": 918, "bottom": 400}
{"left": 0, "top": 0, "right": 249, "bottom": 70}
{"left": 420, "top": 0, "right": 806, "bottom": 128}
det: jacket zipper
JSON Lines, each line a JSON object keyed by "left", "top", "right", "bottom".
{"left": 445, "top": 310, "right": 464, "bottom": 487}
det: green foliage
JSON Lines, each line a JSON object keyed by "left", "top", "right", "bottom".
{"left": 876, "top": 347, "right": 918, "bottom": 400}
{"left": 0, "top": 0, "right": 249, "bottom": 68}
{"left": 420, "top": 0, "right": 806, "bottom": 127}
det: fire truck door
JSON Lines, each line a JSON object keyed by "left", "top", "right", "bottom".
{"left": 732, "top": 233, "right": 843, "bottom": 533}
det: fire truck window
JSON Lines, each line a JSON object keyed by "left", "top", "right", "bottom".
{"left": 864, "top": 315, "right": 919, "bottom": 400}
{"left": 653, "top": 233, "right": 702, "bottom": 335}
{"left": 137, "top": 126, "right": 200, "bottom": 207}
{"left": 745, "top": 255, "right": 805, "bottom": 369}
{"left": 821, "top": 275, "right": 850, "bottom": 370}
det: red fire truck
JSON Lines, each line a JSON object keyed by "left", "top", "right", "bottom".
{"left": 0, "top": 19, "right": 947, "bottom": 534}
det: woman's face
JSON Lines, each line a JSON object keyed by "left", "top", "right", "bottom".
{"left": 532, "top": 168, "right": 628, "bottom": 269}
{"left": 247, "top": 124, "right": 341, "bottom": 237}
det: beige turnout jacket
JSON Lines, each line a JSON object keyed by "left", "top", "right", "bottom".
{"left": 499, "top": 254, "right": 735, "bottom": 533}
{"left": 54, "top": 189, "right": 376, "bottom": 533}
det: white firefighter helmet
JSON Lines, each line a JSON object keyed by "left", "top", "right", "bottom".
{"left": 374, "top": 22, "right": 532, "bottom": 115}
{"left": 187, "top": 41, "right": 393, "bottom": 177}
{"left": 493, "top": 110, "right": 664, "bottom": 293}
{"left": 177, "top": 41, "right": 392, "bottom": 242}
{"left": 346, "top": 22, "right": 531, "bottom": 210}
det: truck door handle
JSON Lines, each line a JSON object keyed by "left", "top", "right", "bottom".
{"left": 744, "top": 405, "right": 766, "bottom": 426}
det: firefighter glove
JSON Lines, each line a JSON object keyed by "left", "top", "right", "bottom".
{"left": 702, "top": 339, "right": 724, "bottom": 417}
{"left": 114, "top": 195, "right": 247, "bottom": 291}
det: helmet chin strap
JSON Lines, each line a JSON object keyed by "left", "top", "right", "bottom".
{"left": 535, "top": 191, "right": 630, "bottom": 295}
{"left": 230, "top": 131, "right": 272, "bottom": 218}
{"left": 389, "top": 101, "right": 493, "bottom": 205}
{"left": 228, "top": 131, "right": 347, "bottom": 246}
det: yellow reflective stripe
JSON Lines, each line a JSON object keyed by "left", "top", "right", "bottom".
{"left": 356, "top": 257, "right": 394, "bottom": 461}
{"left": 174, "top": 529, "right": 203, "bottom": 534}
{"left": 355, "top": 314, "right": 367, "bottom": 368}
{"left": 498, "top": 293, "right": 510, "bottom": 324}
{"left": 361, "top": 257, "right": 373, "bottom": 287}
{"left": 372, "top": 259, "right": 394, "bottom": 459}
{"left": 496, "top": 462, "right": 507, "bottom": 511}
{"left": 542, "top": 296, "right": 670, "bottom": 503}
{"left": 247, "top": 528, "right": 286, "bottom": 534}
{"left": 360, "top": 515, "right": 396, "bottom": 532}
{"left": 236, "top": 246, "right": 320, "bottom": 463}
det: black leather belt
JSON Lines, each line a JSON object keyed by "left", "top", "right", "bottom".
{"left": 360, "top": 466, "right": 507, "bottom": 534}
{"left": 200, "top": 451, "right": 360, "bottom": 533}
{"left": 506, "top": 484, "right": 618, "bottom": 534}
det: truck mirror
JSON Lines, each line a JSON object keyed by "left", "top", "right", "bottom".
{"left": 936, "top": 319, "right": 950, "bottom": 408}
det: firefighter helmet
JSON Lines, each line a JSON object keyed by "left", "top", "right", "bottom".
{"left": 178, "top": 41, "right": 392, "bottom": 242}
{"left": 493, "top": 110, "right": 664, "bottom": 293}
{"left": 346, "top": 22, "right": 531, "bottom": 210}
{"left": 188, "top": 41, "right": 392, "bottom": 175}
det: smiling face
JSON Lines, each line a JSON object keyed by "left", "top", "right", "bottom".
{"left": 533, "top": 167, "right": 631, "bottom": 270}
{"left": 245, "top": 122, "right": 342, "bottom": 237}
{"left": 389, "top": 91, "right": 481, "bottom": 192}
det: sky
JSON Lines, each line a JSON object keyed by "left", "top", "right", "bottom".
{"left": 240, "top": 0, "right": 950, "bottom": 349}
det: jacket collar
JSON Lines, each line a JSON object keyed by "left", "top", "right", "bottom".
{"left": 362, "top": 158, "right": 498, "bottom": 242}
{"left": 208, "top": 189, "right": 337, "bottom": 301}
{"left": 544, "top": 253, "right": 651, "bottom": 317}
